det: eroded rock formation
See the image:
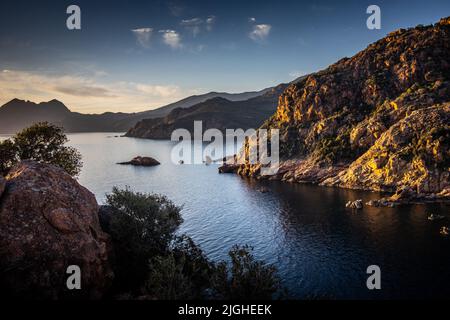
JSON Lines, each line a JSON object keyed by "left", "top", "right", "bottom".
{"left": 0, "top": 161, "right": 113, "bottom": 299}
{"left": 221, "top": 17, "right": 450, "bottom": 205}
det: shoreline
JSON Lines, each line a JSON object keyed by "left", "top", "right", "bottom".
{"left": 218, "top": 160, "right": 450, "bottom": 207}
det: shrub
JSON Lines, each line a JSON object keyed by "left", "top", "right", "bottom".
{"left": 105, "top": 187, "right": 183, "bottom": 293}
{"left": 0, "top": 122, "right": 82, "bottom": 176}
{"left": 106, "top": 188, "right": 285, "bottom": 300}
{"left": 211, "top": 245, "right": 283, "bottom": 300}
{"left": 144, "top": 236, "right": 213, "bottom": 300}
{"left": 0, "top": 139, "right": 17, "bottom": 174}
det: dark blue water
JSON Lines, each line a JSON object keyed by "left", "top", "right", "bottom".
{"left": 31, "top": 133, "right": 450, "bottom": 299}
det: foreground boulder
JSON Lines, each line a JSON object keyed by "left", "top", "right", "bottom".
{"left": 117, "top": 156, "right": 160, "bottom": 167}
{"left": 0, "top": 161, "right": 113, "bottom": 299}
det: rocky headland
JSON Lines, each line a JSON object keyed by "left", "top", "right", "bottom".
{"left": 220, "top": 17, "right": 450, "bottom": 206}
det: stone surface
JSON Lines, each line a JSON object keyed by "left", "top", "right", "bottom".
{"left": 0, "top": 161, "right": 113, "bottom": 299}
{"left": 322, "top": 105, "right": 450, "bottom": 194}
{"left": 346, "top": 199, "right": 363, "bottom": 210}
{"left": 224, "top": 17, "right": 450, "bottom": 205}
{"left": 118, "top": 156, "right": 160, "bottom": 167}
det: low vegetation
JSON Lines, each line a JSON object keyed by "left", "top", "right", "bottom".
{"left": 0, "top": 122, "right": 82, "bottom": 176}
{"left": 1, "top": 123, "right": 284, "bottom": 299}
{"left": 105, "top": 187, "right": 284, "bottom": 300}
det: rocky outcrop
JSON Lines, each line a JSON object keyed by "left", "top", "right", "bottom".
{"left": 118, "top": 156, "right": 160, "bottom": 167}
{"left": 222, "top": 17, "right": 450, "bottom": 205}
{"left": 322, "top": 105, "right": 449, "bottom": 193}
{"left": 0, "top": 161, "right": 113, "bottom": 299}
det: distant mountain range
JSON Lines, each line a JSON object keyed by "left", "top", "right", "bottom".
{"left": 0, "top": 85, "right": 292, "bottom": 134}
{"left": 125, "top": 83, "right": 289, "bottom": 139}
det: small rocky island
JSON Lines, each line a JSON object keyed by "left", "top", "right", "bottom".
{"left": 117, "top": 156, "right": 160, "bottom": 167}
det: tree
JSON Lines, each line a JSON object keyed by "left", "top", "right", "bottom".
{"left": 12, "top": 122, "right": 82, "bottom": 176}
{"left": 104, "top": 188, "right": 285, "bottom": 300}
{"left": 105, "top": 187, "right": 183, "bottom": 293}
{"left": 143, "top": 235, "right": 213, "bottom": 300}
{"left": 211, "top": 245, "right": 282, "bottom": 300}
{"left": 0, "top": 139, "right": 17, "bottom": 174}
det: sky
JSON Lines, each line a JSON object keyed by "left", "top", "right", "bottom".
{"left": 0, "top": 0, "right": 449, "bottom": 114}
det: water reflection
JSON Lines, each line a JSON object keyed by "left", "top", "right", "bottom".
{"left": 3, "top": 133, "right": 448, "bottom": 299}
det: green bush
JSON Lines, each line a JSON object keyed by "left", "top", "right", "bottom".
{"left": 0, "top": 122, "right": 82, "bottom": 176}
{"left": 0, "top": 139, "right": 17, "bottom": 174}
{"left": 211, "top": 245, "right": 283, "bottom": 300}
{"left": 106, "top": 188, "right": 285, "bottom": 300}
{"left": 144, "top": 236, "right": 213, "bottom": 300}
{"left": 106, "top": 187, "right": 183, "bottom": 293}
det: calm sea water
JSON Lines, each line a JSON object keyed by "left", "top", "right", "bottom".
{"left": 3, "top": 133, "right": 450, "bottom": 299}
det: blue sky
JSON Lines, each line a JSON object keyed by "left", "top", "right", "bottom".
{"left": 0, "top": 0, "right": 449, "bottom": 113}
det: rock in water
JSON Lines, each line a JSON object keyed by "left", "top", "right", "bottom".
{"left": 117, "top": 156, "right": 160, "bottom": 167}
{"left": 346, "top": 199, "right": 363, "bottom": 210}
{"left": 0, "top": 161, "right": 113, "bottom": 299}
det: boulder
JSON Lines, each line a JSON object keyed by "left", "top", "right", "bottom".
{"left": 345, "top": 199, "right": 363, "bottom": 210}
{"left": 118, "top": 156, "right": 160, "bottom": 167}
{"left": 0, "top": 161, "right": 113, "bottom": 299}
{"left": 218, "top": 163, "right": 239, "bottom": 174}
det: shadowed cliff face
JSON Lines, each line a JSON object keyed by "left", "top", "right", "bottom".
{"left": 228, "top": 17, "right": 450, "bottom": 203}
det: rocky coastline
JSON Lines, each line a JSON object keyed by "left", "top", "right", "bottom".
{"left": 219, "top": 18, "right": 450, "bottom": 207}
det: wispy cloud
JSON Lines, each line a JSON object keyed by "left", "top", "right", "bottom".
{"left": 135, "top": 84, "right": 180, "bottom": 97}
{"left": 249, "top": 24, "right": 272, "bottom": 42}
{"left": 159, "top": 30, "right": 182, "bottom": 49}
{"left": 289, "top": 70, "right": 307, "bottom": 79}
{"left": 180, "top": 16, "right": 216, "bottom": 36}
{"left": 131, "top": 28, "right": 153, "bottom": 48}
{"left": 180, "top": 18, "right": 203, "bottom": 37}
{"left": 0, "top": 69, "right": 195, "bottom": 113}
{"left": 54, "top": 85, "right": 114, "bottom": 98}
{"left": 206, "top": 15, "right": 216, "bottom": 31}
